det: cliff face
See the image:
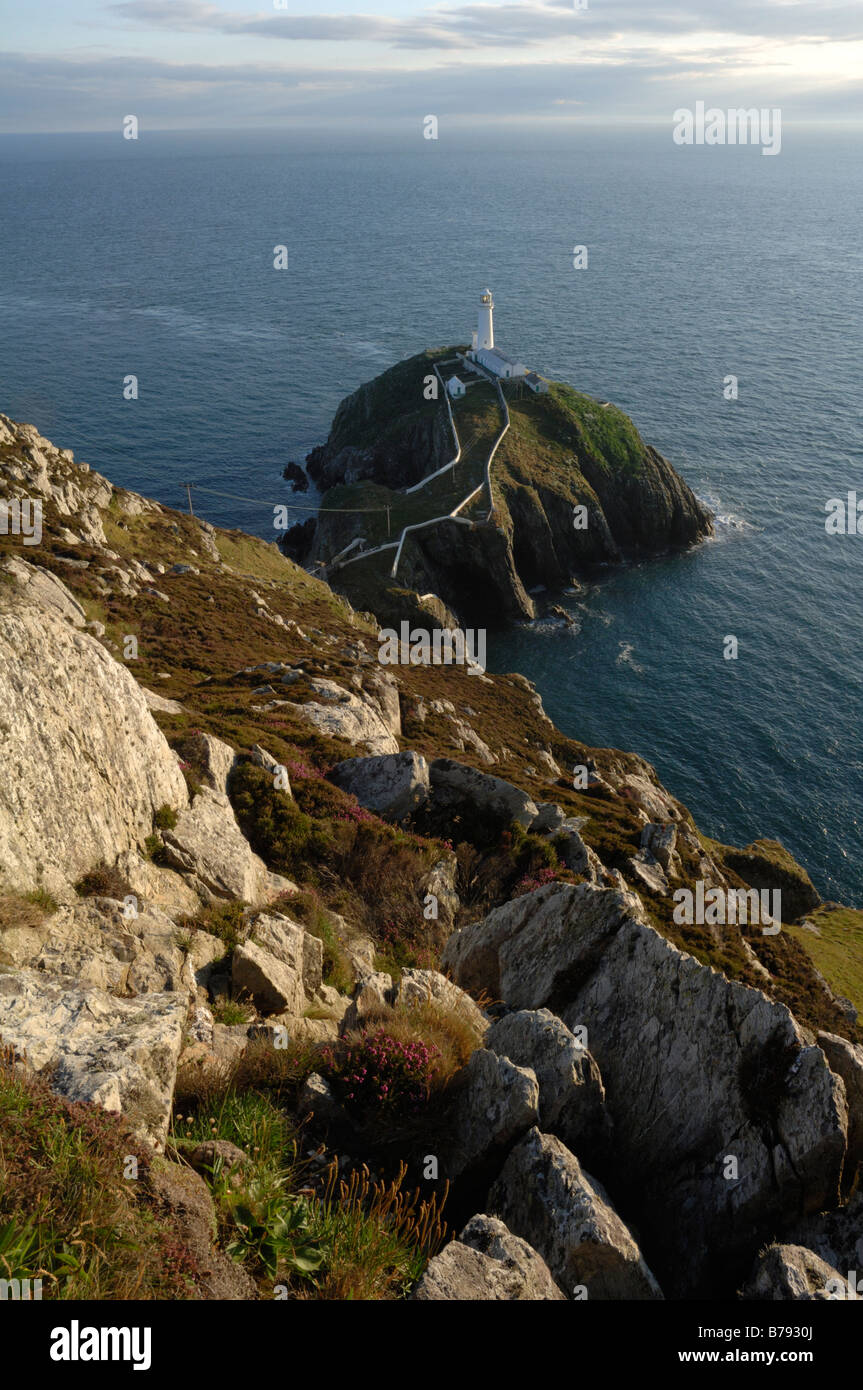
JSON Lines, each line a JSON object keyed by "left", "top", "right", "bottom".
{"left": 306, "top": 347, "right": 458, "bottom": 492}
{"left": 0, "top": 410, "right": 859, "bottom": 1304}
{"left": 302, "top": 351, "right": 713, "bottom": 623}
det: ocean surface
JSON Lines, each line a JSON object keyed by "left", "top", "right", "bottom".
{"left": 1, "top": 127, "right": 861, "bottom": 903}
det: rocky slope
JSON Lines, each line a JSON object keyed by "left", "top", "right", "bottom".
{"left": 0, "top": 409, "right": 861, "bottom": 1302}
{"left": 299, "top": 349, "right": 713, "bottom": 624}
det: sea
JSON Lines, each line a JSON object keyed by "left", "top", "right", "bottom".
{"left": 1, "top": 126, "right": 861, "bottom": 903}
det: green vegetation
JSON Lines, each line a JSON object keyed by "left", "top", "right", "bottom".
{"left": 316, "top": 376, "right": 502, "bottom": 557}
{"left": 182, "top": 899, "right": 248, "bottom": 957}
{"left": 171, "top": 1057, "right": 449, "bottom": 1297}
{"left": 788, "top": 907, "right": 863, "bottom": 1018}
{"left": 0, "top": 1047, "right": 200, "bottom": 1299}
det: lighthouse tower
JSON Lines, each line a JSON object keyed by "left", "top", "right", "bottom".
{"left": 477, "top": 288, "right": 494, "bottom": 351}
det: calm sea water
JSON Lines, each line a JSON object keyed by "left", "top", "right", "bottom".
{"left": 1, "top": 127, "right": 861, "bottom": 902}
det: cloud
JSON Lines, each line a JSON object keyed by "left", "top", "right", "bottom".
{"left": 2, "top": 0, "right": 862, "bottom": 132}
{"left": 105, "top": 0, "right": 863, "bottom": 51}
{"left": 1, "top": 43, "right": 860, "bottom": 134}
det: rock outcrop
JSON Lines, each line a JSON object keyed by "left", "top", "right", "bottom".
{"left": 330, "top": 751, "right": 430, "bottom": 820}
{"left": 0, "top": 597, "right": 187, "bottom": 899}
{"left": 489, "top": 1128, "right": 663, "bottom": 1300}
{"left": 444, "top": 882, "right": 848, "bottom": 1295}
{"left": 485, "top": 1008, "right": 610, "bottom": 1161}
{"left": 0, "top": 968, "right": 186, "bottom": 1148}
{"left": 447, "top": 1048, "right": 540, "bottom": 1179}
{"left": 412, "top": 1215, "right": 565, "bottom": 1301}
{"left": 742, "top": 1244, "right": 850, "bottom": 1301}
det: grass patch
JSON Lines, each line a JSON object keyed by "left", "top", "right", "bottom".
{"left": 788, "top": 907, "right": 863, "bottom": 1020}
{"left": 0, "top": 1048, "right": 201, "bottom": 1299}
{"left": 74, "top": 861, "right": 132, "bottom": 900}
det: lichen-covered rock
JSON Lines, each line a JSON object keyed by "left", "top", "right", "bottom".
{"left": 0, "top": 600, "right": 187, "bottom": 898}
{"left": 444, "top": 882, "right": 848, "bottom": 1296}
{"left": 343, "top": 933, "right": 377, "bottom": 983}
{"left": 485, "top": 1008, "right": 610, "bottom": 1158}
{"left": 531, "top": 803, "right": 565, "bottom": 835}
{"left": 161, "top": 787, "right": 292, "bottom": 904}
{"left": 0, "top": 968, "right": 186, "bottom": 1148}
{"left": 113, "top": 849, "right": 202, "bottom": 920}
{"left": 341, "top": 970, "right": 394, "bottom": 1032}
{"left": 640, "top": 822, "right": 681, "bottom": 877}
{"left": 298, "top": 1071, "right": 349, "bottom": 1129}
{"left": 489, "top": 1128, "right": 663, "bottom": 1300}
{"left": 185, "top": 1139, "right": 250, "bottom": 1176}
{"left": 251, "top": 912, "right": 323, "bottom": 997}
{"left": 786, "top": 1187, "right": 863, "bottom": 1284}
{"left": 412, "top": 1216, "right": 565, "bottom": 1300}
{"left": 147, "top": 1158, "right": 256, "bottom": 1299}
{"left": 817, "top": 1031, "right": 863, "bottom": 1168}
{"left": 394, "top": 968, "right": 487, "bottom": 1037}
{"left": 742, "top": 1244, "right": 851, "bottom": 1301}
{"left": 330, "top": 751, "right": 430, "bottom": 820}
{"left": 627, "top": 849, "right": 669, "bottom": 895}
{"left": 457, "top": 1214, "right": 566, "bottom": 1299}
{"left": 447, "top": 1048, "right": 539, "bottom": 1179}
{"left": 231, "top": 939, "right": 305, "bottom": 1016}
{"left": 429, "top": 759, "right": 539, "bottom": 831}
{"left": 0, "top": 897, "right": 222, "bottom": 997}
{"left": 422, "top": 854, "right": 460, "bottom": 926}
{"left": 1, "top": 556, "right": 87, "bottom": 627}
{"left": 183, "top": 731, "right": 238, "bottom": 797}
{"left": 295, "top": 677, "right": 399, "bottom": 755}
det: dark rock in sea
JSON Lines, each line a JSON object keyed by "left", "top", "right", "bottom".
{"left": 279, "top": 516, "right": 316, "bottom": 562}
{"left": 282, "top": 461, "right": 309, "bottom": 491}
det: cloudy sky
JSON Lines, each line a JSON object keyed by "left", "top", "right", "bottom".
{"left": 1, "top": 0, "right": 861, "bottom": 133}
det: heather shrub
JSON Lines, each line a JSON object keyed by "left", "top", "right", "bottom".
{"left": 154, "top": 803, "right": 178, "bottom": 830}
{"left": 74, "top": 861, "right": 133, "bottom": 900}
{"left": 324, "top": 1028, "right": 440, "bottom": 1117}
{"left": 229, "top": 761, "right": 333, "bottom": 879}
{"left": 513, "top": 866, "right": 559, "bottom": 896}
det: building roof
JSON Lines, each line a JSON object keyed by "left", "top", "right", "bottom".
{"left": 478, "top": 347, "right": 518, "bottom": 368}
{"left": 525, "top": 372, "right": 544, "bottom": 384}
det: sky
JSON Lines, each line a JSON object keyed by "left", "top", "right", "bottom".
{"left": 1, "top": 0, "right": 862, "bottom": 133}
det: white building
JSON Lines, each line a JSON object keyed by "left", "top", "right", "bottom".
{"left": 525, "top": 371, "right": 549, "bottom": 394}
{"left": 467, "top": 289, "right": 527, "bottom": 379}
{"left": 447, "top": 375, "right": 466, "bottom": 398}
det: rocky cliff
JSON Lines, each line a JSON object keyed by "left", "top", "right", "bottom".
{"left": 0, "top": 409, "right": 860, "bottom": 1304}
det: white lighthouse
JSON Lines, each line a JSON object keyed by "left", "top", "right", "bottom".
{"left": 476, "top": 288, "right": 494, "bottom": 351}
{"left": 466, "top": 287, "right": 529, "bottom": 380}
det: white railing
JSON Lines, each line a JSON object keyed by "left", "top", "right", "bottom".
{"left": 330, "top": 355, "right": 508, "bottom": 580}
